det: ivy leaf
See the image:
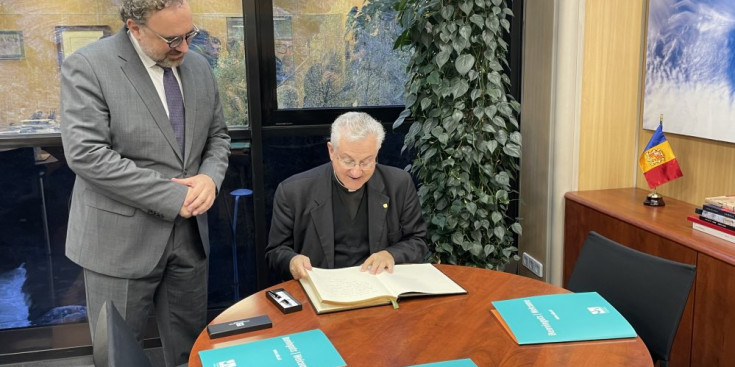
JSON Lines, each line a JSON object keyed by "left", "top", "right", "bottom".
{"left": 470, "top": 88, "right": 482, "bottom": 101}
{"left": 495, "top": 172, "right": 510, "bottom": 186}
{"left": 393, "top": 108, "right": 412, "bottom": 130}
{"left": 486, "top": 139, "right": 498, "bottom": 153}
{"left": 493, "top": 226, "right": 505, "bottom": 240}
{"left": 484, "top": 244, "right": 495, "bottom": 256}
{"left": 459, "top": 1, "right": 473, "bottom": 15}
{"left": 468, "top": 70, "right": 479, "bottom": 81}
{"left": 405, "top": 94, "right": 417, "bottom": 108}
{"left": 501, "top": 19, "right": 511, "bottom": 32}
{"left": 489, "top": 60, "right": 503, "bottom": 71}
{"left": 436, "top": 50, "right": 451, "bottom": 68}
{"left": 510, "top": 131, "right": 522, "bottom": 145}
{"left": 459, "top": 25, "right": 472, "bottom": 41}
{"left": 511, "top": 223, "right": 522, "bottom": 235}
{"left": 451, "top": 232, "right": 464, "bottom": 245}
{"left": 424, "top": 147, "right": 437, "bottom": 160}
{"left": 432, "top": 125, "right": 450, "bottom": 145}
{"left": 421, "top": 97, "right": 432, "bottom": 111}
{"left": 467, "top": 201, "right": 477, "bottom": 215}
{"left": 427, "top": 70, "right": 441, "bottom": 85}
{"left": 441, "top": 5, "right": 455, "bottom": 20}
{"left": 492, "top": 116, "right": 506, "bottom": 129}
{"left": 491, "top": 211, "right": 503, "bottom": 223}
{"left": 503, "top": 143, "right": 521, "bottom": 158}
{"left": 470, "top": 243, "right": 483, "bottom": 256}
{"left": 499, "top": 103, "right": 513, "bottom": 117}
{"left": 488, "top": 72, "right": 502, "bottom": 86}
{"left": 484, "top": 105, "right": 497, "bottom": 118}
{"left": 472, "top": 106, "right": 484, "bottom": 119}
{"left": 470, "top": 14, "right": 484, "bottom": 27}
{"left": 452, "top": 79, "right": 470, "bottom": 99}
{"left": 455, "top": 54, "right": 475, "bottom": 75}
{"left": 486, "top": 17, "right": 500, "bottom": 32}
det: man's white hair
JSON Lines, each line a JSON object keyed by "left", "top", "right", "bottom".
{"left": 330, "top": 112, "right": 385, "bottom": 150}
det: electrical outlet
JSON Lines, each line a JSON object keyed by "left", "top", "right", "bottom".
{"left": 522, "top": 252, "right": 544, "bottom": 278}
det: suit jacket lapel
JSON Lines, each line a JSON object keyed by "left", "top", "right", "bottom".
{"left": 178, "top": 60, "right": 197, "bottom": 164}
{"left": 310, "top": 164, "right": 335, "bottom": 267}
{"left": 367, "top": 168, "right": 389, "bottom": 253}
{"left": 115, "top": 29, "right": 183, "bottom": 161}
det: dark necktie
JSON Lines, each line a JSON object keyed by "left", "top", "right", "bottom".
{"left": 161, "top": 66, "right": 185, "bottom": 154}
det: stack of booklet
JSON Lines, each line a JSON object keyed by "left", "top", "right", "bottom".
{"left": 198, "top": 328, "right": 477, "bottom": 366}
{"left": 198, "top": 329, "right": 345, "bottom": 367}
{"left": 491, "top": 292, "right": 636, "bottom": 344}
{"left": 689, "top": 195, "right": 735, "bottom": 243}
{"left": 299, "top": 263, "right": 467, "bottom": 314}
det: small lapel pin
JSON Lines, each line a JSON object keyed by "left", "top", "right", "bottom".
{"left": 383, "top": 203, "right": 388, "bottom": 209}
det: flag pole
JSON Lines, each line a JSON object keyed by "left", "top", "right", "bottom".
{"left": 644, "top": 114, "right": 666, "bottom": 206}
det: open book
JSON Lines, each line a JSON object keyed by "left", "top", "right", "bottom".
{"left": 299, "top": 263, "right": 466, "bottom": 314}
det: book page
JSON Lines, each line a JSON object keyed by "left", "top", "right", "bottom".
{"left": 307, "top": 267, "right": 393, "bottom": 305}
{"left": 377, "top": 263, "right": 467, "bottom": 297}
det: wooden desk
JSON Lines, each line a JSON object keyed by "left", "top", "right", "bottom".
{"left": 190, "top": 265, "right": 652, "bottom": 367}
{"left": 565, "top": 188, "right": 735, "bottom": 367}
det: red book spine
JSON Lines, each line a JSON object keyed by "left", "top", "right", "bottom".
{"left": 687, "top": 215, "right": 735, "bottom": 237}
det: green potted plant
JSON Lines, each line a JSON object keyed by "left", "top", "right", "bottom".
{"left": 393, "top": 0, "right": 521, "bottom": 269}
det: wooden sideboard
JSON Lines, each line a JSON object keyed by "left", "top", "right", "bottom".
{"left": 564, "top": 188, "right": 735, "bottom": 367}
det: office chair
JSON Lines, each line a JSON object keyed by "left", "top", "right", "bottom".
{"left": 567, "top": 231, "right": 696, "bottom": 367}
{"left": 93, "top": 301, "right": 153, "bottom": 367}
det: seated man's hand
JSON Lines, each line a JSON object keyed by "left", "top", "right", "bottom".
{"left": 360, "top": 250, "right": 395, "bottom": 275}
{"left": 289, "top": 254, "right": 313, "bottom": 280}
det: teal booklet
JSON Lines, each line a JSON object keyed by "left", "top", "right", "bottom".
{"left": 408, "top": 359, "right": 477, "bottom": 366}
{"left": 491, "top": 292, "right": 636, "bottom": 344}
{"left": 198, "top": 329, "right": 346, "bottom": 367}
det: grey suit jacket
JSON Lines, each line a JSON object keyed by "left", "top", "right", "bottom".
{"left": 60, "top": 28, "right": 230, "bottom": 278}
{"left": 265, "top": 163, "right": 429, "bottom": 280}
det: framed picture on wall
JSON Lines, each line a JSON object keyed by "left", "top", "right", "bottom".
{"left": 54, "top": 25, "right": 112, "bottom": 67}
{"left": 0, "top": 31, "right": 25, "bottom": 60}
{"left": 642, "top": 0, "right": 735, "bottom": 143}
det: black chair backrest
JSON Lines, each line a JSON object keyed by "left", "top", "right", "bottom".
{"left": 93, "top": 301, "right": 153, "bottom": 367}
{"left": 567, "top": 231, "right": 696, "bottom": 366}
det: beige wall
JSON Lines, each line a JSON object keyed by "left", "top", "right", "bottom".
{"left": 522, "top": 0, "right": 735, "bottom": 285}
{"left": 581, "top": 0, "right": 735, "bottom": 204}
{"left": 578, "top": 0, "right": 643, "bottom": 190}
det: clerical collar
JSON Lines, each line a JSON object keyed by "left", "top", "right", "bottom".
{"left": 332, "top": 168, "right": 365, "bottom": 194}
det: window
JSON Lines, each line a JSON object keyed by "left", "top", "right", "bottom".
{"left": 271, "top": 1, "right": 409, "bottom": 111}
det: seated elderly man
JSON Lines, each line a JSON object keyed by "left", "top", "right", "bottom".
{"left": 265, "top": 111, "right": 428, "bottom": 280}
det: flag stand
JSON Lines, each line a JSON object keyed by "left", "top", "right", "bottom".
{"left": 644, "top": 188, "right": 665, "bottom": 206}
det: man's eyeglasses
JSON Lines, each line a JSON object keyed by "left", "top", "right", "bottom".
{"left": 336, "top": 154, "right": 376, "bottom": 169}
{"left": 144, "top": 24, "right": 200, "bottom": 49}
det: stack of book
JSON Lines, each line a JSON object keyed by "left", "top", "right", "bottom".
{"left": 688, "top": 195, "right": 735, "bottom": 243}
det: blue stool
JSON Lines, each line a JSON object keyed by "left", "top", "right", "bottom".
{"left": 230, "top": 188, "right": 252, "bottom": 301}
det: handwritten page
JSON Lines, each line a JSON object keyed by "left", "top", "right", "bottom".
{"left": 308, "top": 267, "right": 392, "bottom": 304}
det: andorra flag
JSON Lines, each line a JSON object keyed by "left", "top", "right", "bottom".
{"left": 638, "top": 123, "right": 683, "bottom": 189}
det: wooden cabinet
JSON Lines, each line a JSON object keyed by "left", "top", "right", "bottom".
{"left": 564, "top": 188, "right": 735, "bottom": 367}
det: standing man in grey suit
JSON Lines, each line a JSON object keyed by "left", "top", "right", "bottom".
{"left": 60, "top": 0, "right": 230, "bottom": 365}
{"left": 266, "top": 112, "right": 428, "bottom": 281}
